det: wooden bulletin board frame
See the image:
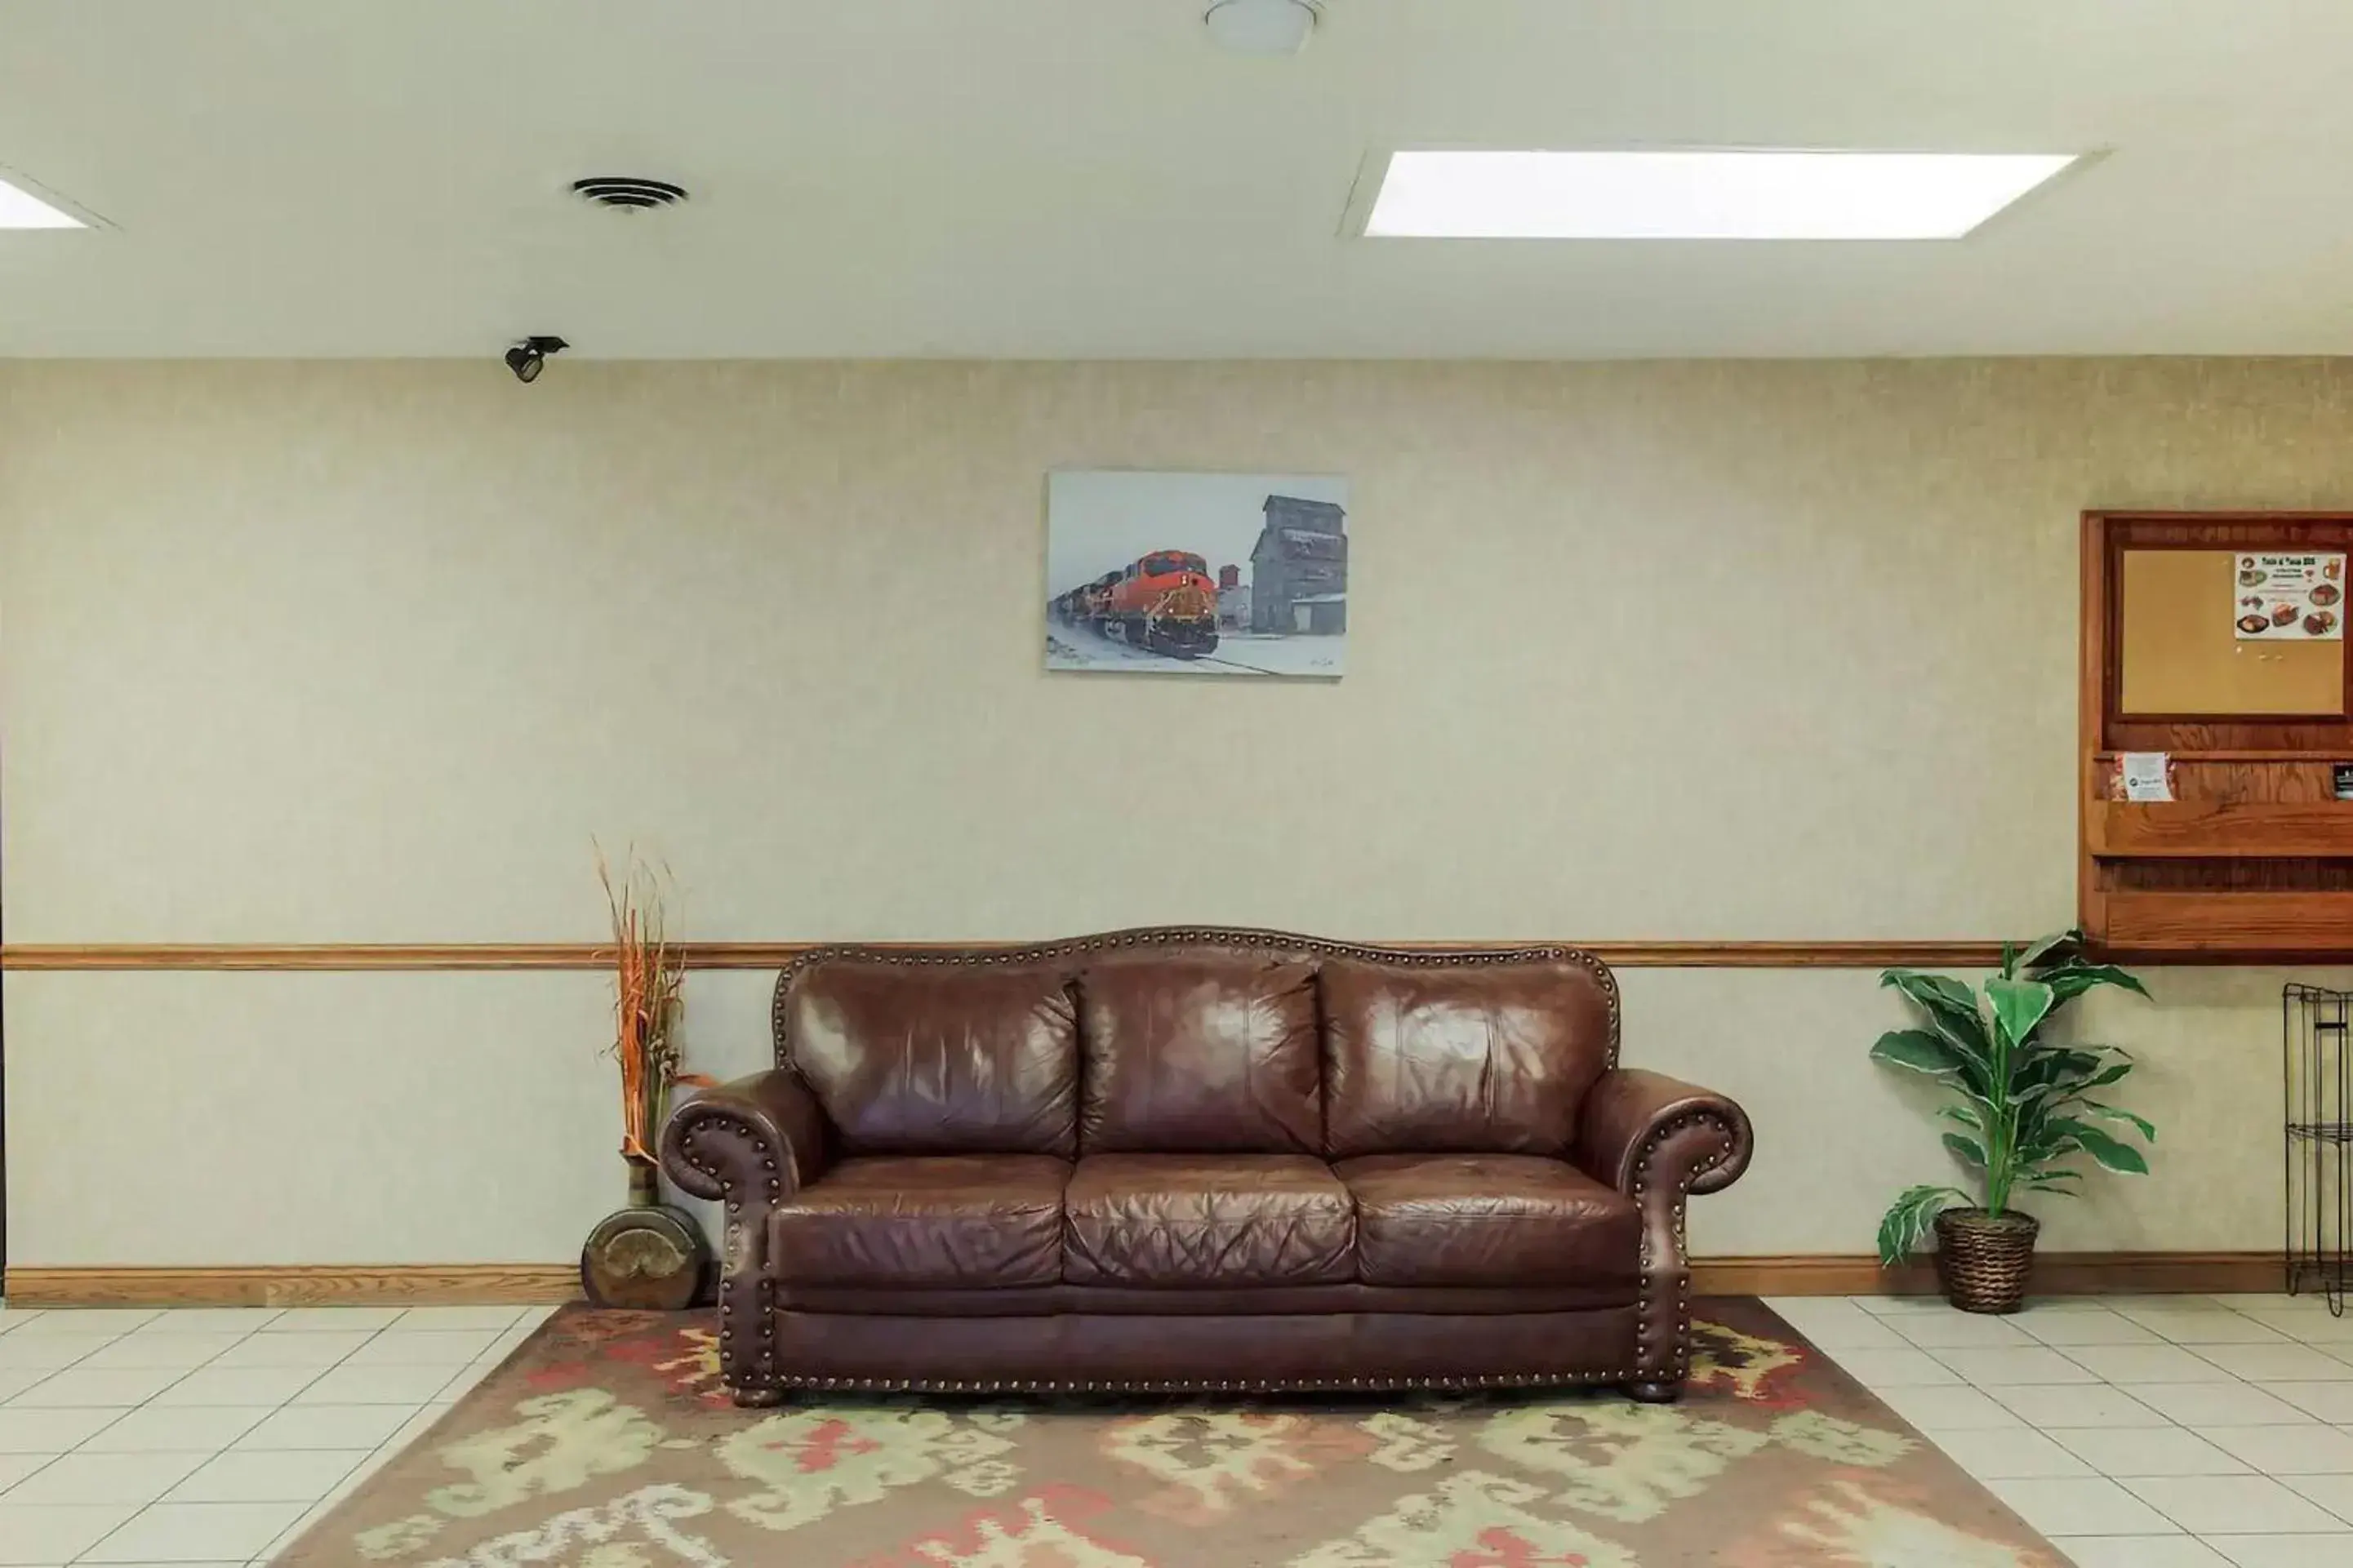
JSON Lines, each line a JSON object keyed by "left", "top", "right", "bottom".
{"left": 2081, "top": 510, "right": 2353, "bottom": 959}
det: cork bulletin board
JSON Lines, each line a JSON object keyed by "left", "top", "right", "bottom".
{"left": 2117, "top": 549, "right": 2343, "bottom": 716}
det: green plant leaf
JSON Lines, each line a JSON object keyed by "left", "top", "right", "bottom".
{"left": 1986, "top": 976, "right": 2057, "bottom": 1047}
{"left": 2013, "top": 1046, "right": 2105, "bottom": 1091}
{"left": 1879, "top": 971, "right": 1999, "bottom": 1084}
{"left": 1884, "top": 967, "right": 1979, "bottom": 1011}
{"left": 1872, "top": 1028, "right": 1973, "bottom": 1078}
{"left": 2015, "top": 1111, "right": 2090, "bottom": 1163}
{"left": 2040, "top": 963, "right": 2151, "bottom": 1005}
{"left": 1882, "top": 969, "right": 1989, "bottom": 1036}
{"left": 1937, "top": 1104, "right": 1986, "bottom": 1131}
{"left": 2054, "top": 1119, "right": 2151, "bottom": 1175}
{"left": 2014, "top": 931, "right": 2081, "bottom": 974}
{"left": 2082, "top": 1103, "right": 2157, "bottom": 1143}
{"left": 2014, "top": 1056, "right": 2133, "bottom": 1122}
{"left": 1941, "top": 1131, "right": 1989, "bottom": 1169}
{"left": 1877, "top": 1184, "right": 1968, "bottom": 1268}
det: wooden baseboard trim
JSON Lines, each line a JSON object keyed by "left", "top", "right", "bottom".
{"left": 0, "top": 939, "right": 2013, "bottom": 972}
{"left": 1695, "top": 1251, "right": 2288, "bottom": 1299}
{"left": 6, "top": 1254, "right": 2284, "bottom": 1308}
{"left": 2, "top": 1264, "right": 581, "bottom": 1308}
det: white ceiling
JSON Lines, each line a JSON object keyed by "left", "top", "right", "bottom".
{"left": 5, "top": 0, "right": 2353, "bottom": 358}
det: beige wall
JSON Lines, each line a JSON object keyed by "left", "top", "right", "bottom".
{"left": 6, "top": 358, "right": 2351, "bottom": 1268}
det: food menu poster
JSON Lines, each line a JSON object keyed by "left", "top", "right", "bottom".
{"left": 2235, "top": 553, "right": 2346, "bottom": 640}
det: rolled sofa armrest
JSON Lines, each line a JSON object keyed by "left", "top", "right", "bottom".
{"left": 1576, "top": 1068, "right": 1753, "bottom": 1390}
{"left": 660, "top": 1071, "right": 828, "bottom": 1406}
{"left": 1576, "top": 1068, "right": 1754, "bottom": 1200}
{"left": 659, "top": 1068, "right": 830, "bottom": 1210}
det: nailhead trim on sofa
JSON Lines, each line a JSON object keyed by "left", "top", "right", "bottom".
{"left": 734, "top": 1367, "right": 1645, "bottom": 1397}
{"left": 676, "top": 1115, "right": 787, "bottom": 1393}
{"left": 1629, "top": 1108, "right": 1742, "bottom": 1382}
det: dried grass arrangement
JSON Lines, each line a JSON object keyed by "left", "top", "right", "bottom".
{"left": 596, "top": 846, "right": 701, "bottom": 1181}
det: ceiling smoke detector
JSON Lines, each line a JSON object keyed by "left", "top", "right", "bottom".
{"left": 1205, "top": 0, "right": 1320, "bottom": 56}
{"left": 570, "top": 176, "right": 689, "bottom": 212}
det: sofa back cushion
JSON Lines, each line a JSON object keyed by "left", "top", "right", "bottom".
{"left": 1077, "top": 956, "right": 1322, "bottom": 1153}
{"left": 782, "top": 957, "right": 1080, "bottom": 1157}
{"left": 1321, "top": 957, "right": 1615, "bottom": 1159}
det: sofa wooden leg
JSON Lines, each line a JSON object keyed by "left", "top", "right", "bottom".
{"left": 731, "top": 1386, "right": 790, "bottom": 1408}
{"left": 1623, "top": 1379, "right": 1680, "bottom": 1404}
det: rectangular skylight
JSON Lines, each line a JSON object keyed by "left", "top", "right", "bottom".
{"left": 1363, "top": 149, "right": 2077, "bottom": 240}
{"left": 0, "top": 173, "right": 87, "bottom": 229}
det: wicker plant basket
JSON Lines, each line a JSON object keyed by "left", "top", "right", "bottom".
{"left": 1934, "top": 1207, "right": 2041, "bottom": 1314}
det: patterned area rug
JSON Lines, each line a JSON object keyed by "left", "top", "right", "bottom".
{"left": 278, "top": 1299, "right": 2063, "bottom": 1566}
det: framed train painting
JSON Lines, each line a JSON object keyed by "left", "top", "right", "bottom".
{"left": 1044, "top": 469, "right": 1349, "bottom": 677}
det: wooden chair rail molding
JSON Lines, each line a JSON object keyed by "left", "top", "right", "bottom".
{"left": 1, "top": 939, "right": 2014, "bottom": 971}
{"left": 2, "top": 1253, "right": 2284, "bottom": 1307}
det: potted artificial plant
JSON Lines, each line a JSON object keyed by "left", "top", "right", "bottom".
{"left": 579, "top": 847, "right": 712, "bottom": 1309}
{"left": 1872, "top": 931, "right": 2155, "bottom": 1313}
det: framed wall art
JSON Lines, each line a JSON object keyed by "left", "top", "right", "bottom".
{"left": 1044, "top": 469, "right": 1348, "bottom": 677}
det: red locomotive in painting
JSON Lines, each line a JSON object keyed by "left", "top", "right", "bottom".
{"left": 1052, "top": 549, "right": 1221, "bottom": 658}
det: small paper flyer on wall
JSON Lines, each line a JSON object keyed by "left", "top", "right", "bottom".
{"left": 2234, "top": 553, "right": 2346, "bottom": 639}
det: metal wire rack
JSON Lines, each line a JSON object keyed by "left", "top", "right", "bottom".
{"left": 2284, "top": 983, "right": 2351, "bottom": 1313}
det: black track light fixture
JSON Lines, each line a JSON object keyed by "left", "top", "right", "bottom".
{"left": 504, "top": 335, "right": 569, "bottom": 384}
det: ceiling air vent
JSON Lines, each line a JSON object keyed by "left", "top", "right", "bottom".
{"left": 570, "top": 176, "right": 689, "bottom": 211}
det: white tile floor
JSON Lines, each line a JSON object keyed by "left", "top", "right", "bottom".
{"left": 6, "top": 1291, "right": 2351, "bottom": 1566}
{"left": 0, "top": 1302, "right": 554, "bottom": 1567}
{"left": 1769, "top": 1291, "right": 2353, "bottom": 1567}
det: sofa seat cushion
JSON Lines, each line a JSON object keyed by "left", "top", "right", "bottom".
{"left": 767, "top": 1155, "right": 1070, "bottom": 1289}
{"left": 1336, "top": 1153, "right": 1641, "bottom": 1290}
{"left": 1063, "top": 1154, "right": 1354, "bottom": 1287}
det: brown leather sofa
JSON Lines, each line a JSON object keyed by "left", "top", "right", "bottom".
{"left": 661, "top": 927, "right": 1751, "bottom": 1406}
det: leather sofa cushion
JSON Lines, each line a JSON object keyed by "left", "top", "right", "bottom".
{"left": 1337, "top": 1153, "right": 1640, "bottom": 1288}
{"left": 1062, "top": 1154, "right": 1354, "bottom": 1287}
{"left": 784, "top": 958, "right": 1080, "bottom": 1157}
{"left": 767, "top": 1154, "right": 1070, "bottom": 1289}
{"left": 1321, "top": 957, "right": 1614, "bottom": 1158}
{"left": 1078, "top": 956, "right": 1321, "bottom": 1153}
